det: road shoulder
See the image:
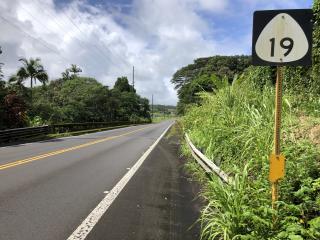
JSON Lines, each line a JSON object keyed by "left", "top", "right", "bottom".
{"left": 86, "top": 123, "right": 202, "bottom": 240}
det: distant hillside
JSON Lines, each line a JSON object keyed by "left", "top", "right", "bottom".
{"left": 151, "top": 104, "right": 176, "bottom": 117}
{"left": 153, "top": 104, "right": 176, "bottom": 110}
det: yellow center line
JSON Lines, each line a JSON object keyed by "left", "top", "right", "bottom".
{"left": 0, "top": 125, "right": 152, "bottom": 171}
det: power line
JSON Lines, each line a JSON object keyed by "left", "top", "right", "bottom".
{"left": 31, "top": 0, "right": 133, "bottom": 77}
{"left": 9, "top": 3, "right": 104, "bottom": 75}
{"left": 60, "top": 7, "right": 123, "bottom": 70}
{"left": 16, "top": 5, "right": 73, "bottom": 66}
{"left": 67, "top": 4, "right": 131, "bottom": 71}
{"left": 3, "top": 1, "right": 134, "bottom": 82}
{"left": 31, "top": 0, "right": 108, "bottom": 70}
{"left": 0, "top": 15, "right": 70, "bottom": 63}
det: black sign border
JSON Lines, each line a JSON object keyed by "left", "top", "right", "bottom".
{"left": 252, "top": 9, "right": 313, "bottom": 66}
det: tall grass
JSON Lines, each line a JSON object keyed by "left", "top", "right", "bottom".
{"left": 183, "top": 78, "right": 320, "bottom": 239}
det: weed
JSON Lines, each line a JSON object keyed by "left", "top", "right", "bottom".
{"left": 183, "top": 78, "right": 320, "bottom": 239}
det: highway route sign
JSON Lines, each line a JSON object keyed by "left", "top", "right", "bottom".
{"left": 252, "top": 9, "right": 313, "bottom": 66}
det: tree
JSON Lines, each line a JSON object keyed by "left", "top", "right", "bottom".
{"left": 171, "top": 55, "right": 251, "bottom": 91}
{"left": 61, "top": 69, "right": 70, "bottom": 80}
{"left": 171, "top": 55, "right": 251, "bottom": 115}
{"left": 0, "top": 46, "right": 8, "bottom": 129}
{"left": 312, "top": 0, "right": 320, "bottom": 93}
{"left": 9, "top": 58, "right": 48, "bottom": 88}
{"left": 8, "top": 74, "right": 24, "bottom": 86}
{"left": 139, "top": 98, "right": 151, "bottom": 120}
{"left": 30, "top": 76, "right": 114, "bottom": 123}
{"left": 61, "top": 65, "right": 82, "bottom": 81}
{"left": 114, "top": 76, "right": 135, "bottom": 92}
{"left": 0, "top": 46, "right": 4, "bottom": 82}
{"left": 3, "top": 91, "right": 27, "bottom": 128}
{"left": 68, "top": 64, "right": 82, "bottom": 78}
{"left": 0, "top": 63, "right": 3, "bottom": 82}
{"left": 0, "top": 84, "right": 6, "bottom": 129}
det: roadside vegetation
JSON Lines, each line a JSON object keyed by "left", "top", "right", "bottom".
{"left": 171, "top": 55, "right": 251, "bottom": 115}
{"left": 172, "top": 1, "right": 320, "bottom": 239}
{"left": 0, "top": 57, "right": 151, "bottom": 130}
{"left": 183, "top": 76, "right": 320, "bottom": 239}
{"left": 151, "top": 104, "right": 176, "bottom": 122}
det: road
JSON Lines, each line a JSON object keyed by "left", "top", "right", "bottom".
{"left": 0, "top": 121, "right": 185, "bottom": 240}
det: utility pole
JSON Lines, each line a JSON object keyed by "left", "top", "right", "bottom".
{"left": 132, "top": 66, "right": 135, "bottom": 89}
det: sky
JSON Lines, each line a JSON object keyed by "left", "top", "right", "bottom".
{"left": 0, "top": 0, "right": 313, "bottom": 105}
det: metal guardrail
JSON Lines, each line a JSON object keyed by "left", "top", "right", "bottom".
{"left": 185, "top": 133, "right": 230, "bottom": 184}
{"left": 50, "top": 121, "right": 132, "bottom": 134}
{"left": 0, "top": 126, "right": 50, "bottom": 143}
{"left": 0, "top": 121, "right": 149, "bottom": 144}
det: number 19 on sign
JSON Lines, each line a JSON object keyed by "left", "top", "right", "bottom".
{"left": 269, "top": 37, "right": 294, "bottom": 57}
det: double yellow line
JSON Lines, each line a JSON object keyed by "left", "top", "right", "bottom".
{"left": 0, "top": 126, "right": 151, "bottom": 171}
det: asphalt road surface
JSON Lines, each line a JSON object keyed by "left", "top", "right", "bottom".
{"left": 0, "top": 120, "right": 200, "bottom": 240}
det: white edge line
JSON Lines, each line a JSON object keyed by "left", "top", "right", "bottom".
{"left": 66, "top": 122, "right": 174, "bottom": 240}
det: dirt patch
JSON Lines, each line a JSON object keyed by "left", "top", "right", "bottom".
{"left": 310, "top": 125, "right": 320, "bottom": 145}
{"left": 289, "top": 115, "right": 320, "bottom": 146}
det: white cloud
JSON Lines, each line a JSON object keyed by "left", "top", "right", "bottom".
{"left": 0, "top": 0, "right": 310, "bottom": 105}
{"left": 0, "top": 0, "right": 222, "bottom": 105}
{"left": 197, "top": 0, "right": 229, "bottom": 12}
{"left": 240, "top": 0, "right": 312, "bottom": 10}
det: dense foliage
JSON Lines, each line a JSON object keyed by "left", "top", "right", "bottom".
{"left": 171, "top": 55, "right": 251, "bottom": 114}
{"left": 152, "top": 104, "right": 176, "bottom": 116}
{"left": 173, "top": 0, "right": 320, "bottom": 115}
{"left": 0, "top": 58, "right": 151, "bottom": 129}
{"left": 30, "top": 76, "right": 150, "bottom": 124}
{"left": 183, "top": 74, "right": 320, "bottom": 239}
{"left": 313, "top": 0, "right": 320, "bottom": 88}
{"left": 179, "top": 1, "right": 320, "bottom": 239}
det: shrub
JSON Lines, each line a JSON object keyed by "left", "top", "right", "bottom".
{"left": 183, "top": 78, "right": 320, "bottom": 239}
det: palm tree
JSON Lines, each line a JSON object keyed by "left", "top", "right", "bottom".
{"left": 61, "top": 69, "right": 70, "bottom": 80}
{"left": 68, "top": 64, "right": 82, "bottom": 78}
{"left": 0, "top": 46, "right": 3, "bottom": 81}
{"left": 9, "top": 58, "right": 48, "bottom": 88}
{"left": 0, "top": 63, "right": 3, "bottom": 82}
{"left": 9, "top": 58, "right": 48, "bottom": 105}
{"left": 8, "top": 74, "right": 24, "bottom": 86}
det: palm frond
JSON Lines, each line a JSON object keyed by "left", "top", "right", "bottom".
{"left": 17, "top": 67, "right": 29, "bottom": 78}
{"left": 8, "top": 74, "right": 24, "bottom": 85}
{"left": 36, "top": 71, "right": 49, "bottom": 84}
{"left": 18, "top": 58, "right": 28, "bottom": 65}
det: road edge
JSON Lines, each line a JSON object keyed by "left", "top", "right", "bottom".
{"left": 66, "top": 121, "right": 174, "bottom": 240}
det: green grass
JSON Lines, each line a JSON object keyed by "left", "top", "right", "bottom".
{"left": 182, "top": 79, "right": 320, "bottom": 239}
{"left": 47, "top": 125, "right": 131, "bottom": 138}
{"left": 152, "top": 116, "right": 175, "bottom": 123}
